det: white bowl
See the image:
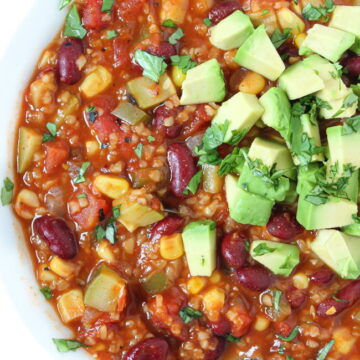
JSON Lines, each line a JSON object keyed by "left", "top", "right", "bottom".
{"left": 0, "top": 1, "right": 88, "bottom": 358}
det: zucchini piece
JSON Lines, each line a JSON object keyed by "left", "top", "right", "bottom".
{"left": 112, "top": 102, "right": 150, "bottom": 125}
{"left": 17, "top": 127, "right": 42, "bottom": 173}
{"left": 142, "top": 270, "right": 168, "bottom": 294}
{"left": 84, "top": 265, "right": 126, "bottom": 312}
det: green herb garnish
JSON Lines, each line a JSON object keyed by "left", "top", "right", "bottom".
{"left": 162, "top": 19, "right": 177, "bottom": 28}
{"left": 273, "top": 289, "right": 282, "bottom": 312}
{"left": 203, "top": 18, "right": 212, "bottom": 27}
{"left": 1, "top": 177, "right": 14, "bottom": 206}
{"left": 64, "top": 5, "right": 87, "bottom": 39}
{"left": 147, "top": 135, "right": 156, "bottom": 143}
{"left": 40, "top": 287, "right": 53, "bottom": 300}
{"left": 101, "top": 0, "right": 114, "bottom": 12}
{"left": 276, "top": 326, "right": 300, "bottom": 342}
{"left": 271, "top": 28, "right": 292, "bottom": 49}
{"left": 53, "top": 339, "right": 90, "bottom": 353}
{"left": 261, "top": 9, "right": 270, "bottom": 16}
{"left": 107, "top": 30, "right": 119, "bottom": 39}
{"left": 179, "top": 307, "right": 203, "bottom": 323}
{"left": 73, "top": 161, "right": 91, "bottom": 184}
{"left": 332, "top": 92, "right": 358, "bottom": 117}
{"left": 59, "top": 0, "right": 72, "bottom": 10}
{"left": 134, "top": 50, "right": 167, "bottom": 83}
{"left": 168, "top": 28, "right": 184, "bottom": 45}
{"left": 42, "top": 122, "right": 57, "bottom": 143}
{"left": 316, "top": 339, "right": 335, "bottom": 360}
{"left": 183, "top": 170, "right": 202, "bottom": 195}
{"left": 112, "top": 205, "right": 121, "bottom": 218}
{"left": 218, "top": 147, "right": 246, "bottom": 177}
{"left": 170, "top": 55, "right": 197, "bottom": 74}
{"left": 224, "top": 334, "right": 241, "bottom": 343}
{"left": 134, "top": 143, "right": 143, "bottom": 158}
{"left": 253, "top": 243, "right": 276, "bottom": 256}
{"left": 302, "top": 0, "right": 335, "bottom": 22}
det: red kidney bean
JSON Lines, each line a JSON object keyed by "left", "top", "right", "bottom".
{"left": 148, "top": 41, "right": 177, "bottom": 58}
{"left": 343, "top": 56, "right": 360, "bottom": 77}
{"left": 266, "top": 212, "right": 304, "bottom": 240}
{"left": 311, "top": 268, "right": 335, "bottom": 286}
{"left": 208, "top": 1, "right": 242, "bottom": 25}
{"left": 286, "top": 288, "right": 307, "bottom": 309}
{"left": 124, "top": 338, "right": 169, "bottom": 360}
{"left": 153, "top": 105, "right": 182, "bottom": 139}
{"left": 221, "top": 232, "right": 248, "bottom": 269}
{"left": 34, "top": 216, "right": 78, "bottom": 259}
{"left": 167, "top": 143, "right": 197, "bottom": 198}
{"left": 317, "top": 280, "right": 360, "bottom": 317}
{"left": 236, "top": 266, "right": 272, "bottom": 291}
{"left": 209, "top": 317, "right": 232, "bottom": 336}
{"left": 150, "top": 215, "right": 185, "bottom": 242}
{"left": 58, "top": 38, "right": 84, "bottom": 85}
{"left": 278, "top": 43, "right": 299, "bottom": 58}
{"left": 204, "top": 337, "right": 226, "bottom": 360}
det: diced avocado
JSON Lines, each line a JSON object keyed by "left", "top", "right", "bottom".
{"left": 212, "top": 92, "right": 264, "bottom": 143}
{"left": 303, "top": 54, "right": 338, "bottom": 82}
{"left": 113, "top": 197, "right": 164, "bottom": 232}
{"left": 225, "top": 175, "right": 274, "bottom": 226}
{"left": 316, "top": 78, "right": 349, "bottom": 103}
{"left": 299, "top": 24, "right": 355, "bottom": 63}
{"left": 84, "top": 265, "right": 126, "bottom": 312}
{"left": 112, "top": 102, "right": 150, "bottom": 125}
{"left": 234, "top": 25, "right": 285, "bottom": 81}
{"left": 290, "top": 113, "right": 324, "bottom": 165}
{"left": 250, "top": 240, "right": 300, "bottom": 276}
{"left": 296, "top": 163, "right": 320, "bottom": 195}
{"left": 311, "top": 230, "right": 360, "bottom": 279}
{"left": 239, "top": 164, "right": 290, "bottom": 202}
{"left": 259, "top": 87, "right": 291, "bottom": 141}
{"left": 180, "top": 59, "right": 225, "bottom": 105}
{"left": 327, "top": 125, "right": 360, "bottom": 168}
{"left": 329, "top": 6, "right": 360, "bottom": 55}
{"left": 278, "top": 61, "right": 324, "bottom": 100}
{"left": 342, "top": 169, "right": 359, "bottom": 203}
{"left": 296, "top": 194, "right": 357, "bottom": 230}
{"left": 17, "top": 127, "right": 42, "bottom": 174}
{"left": 320, "top": 90, "right": 358, "bottom": 119}
{"left": 128, "top": 74, "right": 176, "bottom": 109}
{"left": 282, "top": 180, "right": 298, "bottom": 205}
{"left": 209, "top": 10, "right": 254, "bottom": 51}
{"left": 182, "top": 220, "right": 217, "bottom": 277}
{"left": 342, "top": 222, "right": 360, "bottom": 237}
{"left": 248, "top": 137, "right": 295, "bottom": 179}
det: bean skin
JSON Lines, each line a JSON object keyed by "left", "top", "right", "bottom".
{"left": 34, "top": 216, "right": 78, "bottom": 259}
{"left": 311, "top": 268, "right": 335, "bottom": 286}
{"left": 147, "top": 41, "right": 177, "bottom": 58}
{"left": 266, "top": 212, "right": 304, "bottom": 240}
{"left": 221, "top": 232, "right": 248, "bottom": 269}
{"left": 208, "top": 1, "right": 242, "bottom": 25}
{"left": 124, "top": 338, "right": 169, "bottom": 360}
{"left": 150, "top": 216, "right": 185, "bottom": 242}
{"left": 343, "top": 56, "right": 360, "bottom": 77}
{"left": 286, "top": 288, "right": 307, "bottom": 309}
{"left": 167, "top": 143, "right": 197, "bottom": 198}
{"left": 209, "top": 317, "right": 231, "bottom": 336}
{"left": 153, "top": 105, "right": 182, "bottom": 139}
{"left": 236, "top": 266, "right": 272, "bottom": 291}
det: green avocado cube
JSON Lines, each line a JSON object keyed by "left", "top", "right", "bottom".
{"left": 234, "top": 25, "right": 285, "bottom": 81}
{"left": 342, "top": 222, "right": 360, "bottom": 237}
{"left": 180, "top": 59, "right": 226, "bottom": 105}
{"left": 299, "top": 24, "right": 355, "bottom": 63}
{"left": 182, "top": 220, "right": 217, "bottom": 277}
{"left": 303, "top": 54, "right": 337, "bottom": 82}
{"left": 320, "top": 90, "right": 358, "bottom": 119}
{"left": 212, "top": 92, "right": 264, "bottom": 143}
{"left": 250, "top": 240, "right": 300, "bottom": 277}
{"left": 311, "top": 230, "right": 360, "bottom": 279}
{"left": 225, "top": 175, "right": 274, "bottom": 226}
{"left": 209, "top": 10, "right": 254, "bottom": 51}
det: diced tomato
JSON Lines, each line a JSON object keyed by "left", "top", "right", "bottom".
{"left": 44, "top": 139, "right": 70, "bottom": 174}
{"left": 273, "top": 321, "right": 293, "bottom": 338}
{"left": 92, "top": 113, "right": 120, "bottom": 143}
{"left": 82, "top": 0, "right": 112, "bottom": 30}
{"left": 114, "top": 38, "right": 132, "bottom": 69}
{"left": 92, "top": 94, "right": 117, "bottom": 113}
{"left": 228, "top": 308, "right": 252, "bottom": 338}
{"left": 69, "top": 188, "right": 111, "bottom": 231}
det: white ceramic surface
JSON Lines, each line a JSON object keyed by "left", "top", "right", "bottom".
{"left": 0, "top": 1, "right": 88, "bottom": 358}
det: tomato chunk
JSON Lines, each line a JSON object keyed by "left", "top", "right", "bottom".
{"left": 44, "top": 139, "right": 70, "bottom": 174}
{"left": 82, "top": 0, "right": 112, "bottom": 30}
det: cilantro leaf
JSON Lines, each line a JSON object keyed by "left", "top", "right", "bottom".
{"left": 253, "top": 243, "right": 276, "bottom": 256}
{"left": 276, "top": 325, "right": 300, "bottom": 341}
{"left": 77, "top": 193, "right": 87, "bottom": 199}
{"left": 134, "top": 50, "right": 167, "bottom": 83}
{"left": 179, "top": 307, "right": 203, "bottom": 323}
{"left": 162, "top": 19, "right": 177, "bottom": 28}
{"left": 73, "top": 162, "right": 91, "bottom": 184}
{"left": 95, "top": 225, "right": 106, "bottom": 241}
{"left": 170, "top": 55, "right": 197, "bottom": 74}
{"left": 53, "top": 339, "right": 90, "bottom": 353}
{"left": 224, "top": 334, "right": 242, "bottom": 343}
{"left": 342, "top": 115, "right": 360, "bottom": 135}
{"left": 147, "top": 135, "right": 156, "bottom": 142}
{"left": 273, "top": 289, "right": 282, "bottom": 312}
{"left": 305, "top": 194, "right": 328, "bottom": 205}
{"left": 40, "top": 287, "right": 53, "bottom": 300}
{"left": 1, "top": 177, "right": 14, "bottom": 206}
{"left": 134, "top": 143, "right": 143, "bottom": 158}
{"left": 286, "top": 356, "right": 295, "bottom": 360}
{"left": 218, "top": 148, "right": 246, "bottom": 177}
{"left": 271, "top": 28, "right": 292, "bottom": 49}
{"left": 203, "top": 18, "right": 212, "bottom": 27}
{"left": 101, "top": 0, "right": 114, "bottom": 12}
{"left": 64, "top": 5, "right": 87, "bottom": 39}
{"left": 42, "top": 122, "right": 57, "bottom": 143}
{"left": 195, "top": 147, "right": 221, "bottom": 166}
{"left": 112, "top": 205, "right": 121, "bottom": 218}
{"left": 183, "top": 170, "right": 202, "bottom": 195}
{"left": 202, "top": 121, "right": 229, "bottom": 151}
{"left": 59, "top": 0, "right": 72, "bottom": 10}
{"left": 261, "top": 9, "right": 270, "bottom": 16}
{"left": 107, "top": 30, "right": 119, "bottom": 39}
{"left": 332, "top": 92, "right": 358, "bottom": 117}
{"left": 316, "top": 339, "right": 335, "bottom": 360}
{"left": 168, "top": 28, "right": 184, "bottom": 45}
{"left": 302, "top": 0, "right": 335, "bottom": 22}
{"left": 105, "top": 219, "right": 116, "bottom": 244}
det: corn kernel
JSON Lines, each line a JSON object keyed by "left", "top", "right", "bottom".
{"left": 171, "top": 66, "right": 186, "bottom": 87}
{"left": 254, "top": 315, "right": 271, "bottom": 331}
{"left": 14, "top": 189, "right": 40, "bottom": 220}
{"left": 239, "top": 71, "right": 266, "bottom": 95}
{"left": 97, "top": 241, "right": 116, "bottom": 263}
{"left": 50, "top": 256, "right": 76, "bottom": 278}
{"left": 57, "top": 289, "right": 85, "bottom": 323}
{"left": 333, "top": 327, "right": 356, "bottom": 354}
{"left": 80, "top": 65, "right": 112, "bottom": 98}
{"left": 187, "top": 277, "right": 207, "bottom": 294}
{"left": 94, "top": 175, "right": 130, "bottom": 200}
{"left": 38, "top": 264, "right": 58, "bottom": 282}
{"left": 85, "top": 140, "right": 99, "bottom": 156}
{"left": 203, "top": 287, "right": 225, "bottom": 312}
{"left": 292, "top": 273, "right": 309, "bottom": 289}
{"left": 160, "top": 233, "right": 184, "bottom": 260}
{"left": 209, "top": 270, "right": 222, "bottom": 284}
{"left": 295, "top": 33, "right": 307, "bottom": 49}
{"left": 277, "top": 7, "right": 305, "bottom": 35}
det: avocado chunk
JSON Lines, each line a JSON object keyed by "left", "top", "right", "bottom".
{"left": 320, "top": 90, "right": 358, "bottom": 119}
{"left": 248, "top": 137, "right": 295, "bottom": 179}
{"left": 259, "top": 87, "right": 291, "bottom": 141}
{"left": 17, "top": 127, "right": 42, "bottom": 174}
{"left": 296, "top": 163, "right": 320, "bottom": 194}
{"left": 209, "top": 10, "right": 254, "bottom": 51}
{"left": 250, "top": 240, "right": 300, "bottom": 276}
{"left": 84, "top": 265, "right": 126, "bottom": 312}
{"left": 225, "top": 175, "right": 274, "bottom": 226}
{"left": 329, "top": 5, "right": 360, "bottom": 55}
{"left": 303, "top": 54, "right": 339, "bottom": 82}
{"left": 234, "top": 25, "right": 285, "bottom": 81}
{"left": 212, "top": 92, "right": 264, "bottom": 143}
{"left": 327, "top": 125, "right": 360, "bottom": 168}
{"left": 282, "top": 180, "right": 298, "bottom": 205}
{"left": 278, "top": 61, "right": 324, "bottom": 100}
{"left": 182, "top": 220, "right": 217, "bottom": 277}
{"left": 342, "top": 222, "right": 360, "bottom": 237}
{"left": 299, "top": 24, "right": 355, "bottom": 63}
{"left": 180, "top": 59, "right": 226, "bottom": 105}
{"left": 311, "top": 230, "right": 360, "bottom": 279}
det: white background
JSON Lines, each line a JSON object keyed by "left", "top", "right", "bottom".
{"left": 0, "top": 0, "right": 55, "bottom": 358}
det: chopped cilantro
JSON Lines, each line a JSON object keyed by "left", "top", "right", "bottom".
{"left": 224, "top": 334, "right": 241, "bottom": 343}
{"left": 329, "top": 62, "right": 344, "bottom": 79}
{"left": 86, "top": 106, "right": 95, "bottom": 112}
{"left": 203, "top": 18, "right": 212, "bottom": 27}
{"left": 1, "top": 177, "right": 14, "bottom": 206}
{"left": 105, "top": 219, "right": 116, "bottom": 244}
{"left": 302, "top": 0, "right": 335, "bottom": 22}
{"left": 183, "top": 170, "right": 203, "bottom": 195}
{"left": 170, "top": 55, "right": 197, "bottom": 74}
{"left": 64, "top": 5, "right": 87, "bottom": 39}
{"left": 59, "top": 0, "right": 72, "bottom": 10}
{"left": 73, "top": 161, "right": 91, "bottom": 184}
{"left": 271, "top": 28, "right": 292, "bottom": 49}
{"left": 147, "top": 135, "right": 156, "bottom": 143}
{"left": 40, "top": 287, "right": 53, "bottom": 300}
{"left": 134, "top": 50, "right": 167, "bottom": 83}
{"left": 305, "top": 194, "right": 328, "bottom": 206}
{"left": 76, "top": 193, "right": 87, "bottom": 199}
{"left": 101, "top": 0, "right": 114, "bottom": 12}
{"left": 273, "top": 289, "right": 282, "bottom": 312}
{"left": 276, "top": 325, "right": 300, "bottom": 341}
{"left": 179, "top": 307, "right": 203, "bottom": 323}
{"left": 42, "top": 122, "right": 57, "bottom": 143}
{"left": 281, "top": 52, "right": 290, "bottom": 61}
{"left": 134, "top": 143, "right": 143, "bottom": 158}
{"left": 53, "top": 339, "right": 90, "bottom": 353}
{"left": 342, "top": 115, "right": 360, "bottom": 135}
{"left": 218, "top": 147, "right": 246, "bottom": 177}
{"left": 316, "top": 339, "right": 335, "bottom": 360}
{"left": 202, "top": 121, "right": 229, "bottom": 151}
{"left": 331, "top": 295, "right": 348, "bottom": 303}
{"left": 107, "top": 30, "right": 119, "bottom": 39}
{"left": 162, "top": 19, "right": 177, "bottom": 28}
{"left": 112, "top": 205, "right": 121, "bottom": 218}
{"left": 261, "top": 9, "right": 270, "bottom": 16}
{"left": 332, "top": 92, "right": 358, "bottom": 117}
{"left": 286, "top": 356, "right": 295, "bottom": 360}
{"left": 253, "top": 243, "right": 276, "bottom": 256}
{"left": 195, "top": 147, "right": 221, "bottom": 166}
{"left": 168, "top": 28, "right": 184, "bottom": 45}
{"left": 95, "top": 225, "right": 106, "bottom": 241}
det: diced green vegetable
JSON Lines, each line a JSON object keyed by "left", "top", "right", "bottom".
{"left": 142, "top": 270, "right": 168, "bottom": 294}
{"left": 17, "top": 127, "right": 42, "bottom": 174}
{"left": 112, "top": 102, "right": 150, "bottom": 125}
